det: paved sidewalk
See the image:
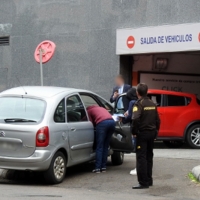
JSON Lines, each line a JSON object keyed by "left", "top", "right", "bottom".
{"left": 0, "top": 154, "right": 200, "bottom": 200}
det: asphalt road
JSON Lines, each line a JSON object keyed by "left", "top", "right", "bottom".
{"left": 0, "top": 143, "right": 200, "bottom": 200}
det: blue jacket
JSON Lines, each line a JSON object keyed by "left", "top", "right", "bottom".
{"left": 122, "top": 100, "right": 137, "bottom": 124}
{"left": 110, "top": 84, "right": 131, "bottom": 103}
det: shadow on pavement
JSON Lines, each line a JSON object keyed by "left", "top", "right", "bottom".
{"left": 0, "top": 161, "right": 98, "bottom": 186}
{"left": 154, "top": 141, "right": 191, "bottom": 149}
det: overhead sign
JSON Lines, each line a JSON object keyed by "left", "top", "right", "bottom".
{"left": 139, "top": 72, "right": 200, "bottom": 98}
{"left": 116, "top": 23, "right": 200, "bottom": 55}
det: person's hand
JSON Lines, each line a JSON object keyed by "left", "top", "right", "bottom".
{"left": 118, "top": 117, "right": 123, "bottom": 122}
{"left": 124, "top": 111, "right": 128, "bottom": 117}
{"left": 113, "top": 92, "right": 119, "bottom": 99}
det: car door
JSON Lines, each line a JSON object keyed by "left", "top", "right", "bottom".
{"left": 147, "top": 93, "right": 165, "bottom": 137}
{"left": 98, "top": 94, "right": 134, "bottom": 152}
{"left": 162, "top": 94, "right": 189, "bottom": 137}
{"left": 79, "top": 92, "right": 134, "bottom": 152}
{"left": 66, "top": 94, "right": 94, "bottom": 162}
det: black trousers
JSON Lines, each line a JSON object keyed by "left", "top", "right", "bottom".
{"left": 136, "top": 131, "right": 155, "bottom": 186}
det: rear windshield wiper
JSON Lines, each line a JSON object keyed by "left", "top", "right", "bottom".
{"left": 4, "top": 118, "right": 37, "bottom": 123}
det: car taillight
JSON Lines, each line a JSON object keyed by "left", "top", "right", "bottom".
{"left": 36, "top": 126, "right": 49, "bottom": 147}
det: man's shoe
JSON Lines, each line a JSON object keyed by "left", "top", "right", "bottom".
{"left": 132, "top": 184, "right": 149, "bottom": 189}
{"left": 101, "top": 168, "right": 106, "bottom": 173}
{"left": 92, "top": 169, "right": 101, "bottom": 173}
{"left": 130, "top": 168, "right": 137, "bottom": 175}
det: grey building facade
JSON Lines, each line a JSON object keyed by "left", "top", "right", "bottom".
{"left": 1, "top": 0, "right": 200, "bottom": 99}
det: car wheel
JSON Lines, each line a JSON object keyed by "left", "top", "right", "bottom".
{"left": 111, "top": 151, "right": 124, "bottom": 166}
{"left": 186, "top": 124, "right": 200, "bottom": 149}
{"left": 44, "top": 151, "right": 67, "bottom": 184}
{"left": 163, "top": 141, "right": 183, "bottom": 148}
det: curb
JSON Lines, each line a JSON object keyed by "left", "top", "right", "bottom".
{"left": 192, "top": 165, "right": 200, "bottom": 182}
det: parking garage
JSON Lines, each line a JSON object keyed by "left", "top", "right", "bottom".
{"left": 117, "top": 23, "right": 200, "bottom": 98}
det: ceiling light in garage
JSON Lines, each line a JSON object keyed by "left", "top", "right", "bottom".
{"left": 155, "top": 58, "right": 168, "bottom": 70}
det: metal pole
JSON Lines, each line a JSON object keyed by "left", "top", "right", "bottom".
{"left": 39, "top": 49, "right": 44, "bottom": 86}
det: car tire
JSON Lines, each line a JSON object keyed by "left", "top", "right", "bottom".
{"left": 186, "top": 124, "right": 200, "bottom": 149}
{"left": 111, "top": 151, "right": 124, "bottom": 166}
{"left": 163, "top": 140, "right": 183, "bottom": 148}
{"left": 44, "top": 151, "right": 67, "bottom": 184}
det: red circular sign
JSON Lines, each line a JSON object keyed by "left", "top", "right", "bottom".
{"left": 198, "top": 33, "right": 200, "bottom": 42}
{"left": 127, "top": 36, "right": 135, "bottom": 49}
{"left": 34, "top": 40, "right": 56, "bottom": 64}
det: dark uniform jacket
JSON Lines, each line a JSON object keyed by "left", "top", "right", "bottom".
{"left": 132, "top": 96, "right": 160, "bottom": 137}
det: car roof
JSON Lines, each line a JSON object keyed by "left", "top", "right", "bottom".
{"left": 148, "top": 89, "right": 195, "bottom": 97}
{"left": 0, "top": 86, "right": 89, "bottom": 98}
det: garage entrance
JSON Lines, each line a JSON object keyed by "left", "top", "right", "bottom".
{"left": 117, "top": 23, "right": 200, "bottom": 98}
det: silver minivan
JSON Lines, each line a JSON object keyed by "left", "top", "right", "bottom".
{"left": 0, "top": 86, "right": 134, "bottom": 184}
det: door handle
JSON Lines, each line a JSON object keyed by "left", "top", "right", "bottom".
{"left": 70, "top": 128, "right": 76, "bottom": 132}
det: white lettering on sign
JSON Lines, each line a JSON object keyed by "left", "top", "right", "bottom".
{"left": 116, "top": 23, "right": 200, "bottom": 55}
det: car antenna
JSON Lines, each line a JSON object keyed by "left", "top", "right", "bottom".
{"left": 16, "top": 77, "right": 27, "bottom": 95}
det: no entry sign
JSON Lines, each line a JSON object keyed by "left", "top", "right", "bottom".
{"left": 34, "top": 40, "right": 56, "bottom": 86}
{"left": 34, "top": 40, "right": 56, "bottom": 64}
{"left": 127, "top": 36, "right": 135, "bottom": 49}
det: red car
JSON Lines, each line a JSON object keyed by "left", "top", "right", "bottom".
{"left": 117, "top": 89, "right": 200, "bottom": 149}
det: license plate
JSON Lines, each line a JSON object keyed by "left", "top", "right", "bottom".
{"left": 0, "top": 142, "right": 17, "bottom": 151}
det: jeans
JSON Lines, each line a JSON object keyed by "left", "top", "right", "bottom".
{"left": 132, "top": 136, "right": 137, "bottom": 152}
{"left": 95, "top": 119, "right": 115, "bottom": 169}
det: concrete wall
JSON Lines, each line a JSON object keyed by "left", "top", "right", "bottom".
{"left": 1, "top": 0, "right": 200, "bottom": 99}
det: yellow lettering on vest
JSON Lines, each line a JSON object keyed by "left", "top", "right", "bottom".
{"left": 144, "top": 107, "right": 155, "bottom": 110}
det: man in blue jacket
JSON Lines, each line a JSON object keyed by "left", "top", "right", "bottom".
{"left": 110, "top": 75, "right": 131, "bottom": 110}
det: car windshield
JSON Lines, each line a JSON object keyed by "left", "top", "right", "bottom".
{"left": 0, "top": 97, "right": 46, "bottom": 122}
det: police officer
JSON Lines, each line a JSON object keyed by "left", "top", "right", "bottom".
{"left": 132, "top": 83, "right": 160, "bottom": 189}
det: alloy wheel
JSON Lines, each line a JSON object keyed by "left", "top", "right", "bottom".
{"left": 120, "top": 152, "right": 124, "bottom": 161}
{"left": 191, "top": 128, "right": 200, "bottom": 147}
{"left": 53, "top": 156, "right": 65, "bottom": 180}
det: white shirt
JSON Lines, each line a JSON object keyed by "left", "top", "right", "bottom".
{"left": 118, "top": 84, "right": 124, "bottom": 108}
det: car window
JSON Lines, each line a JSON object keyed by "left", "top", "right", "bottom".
{"left": 186, "top": 97, "right": 192, "bottom": 105}
{"left": 80, "top": 95, "right": 99, "bottom": 107}
{"left": 54, "top": 99, "right": 65, "bottom": 123}
{"left": 66, "top": 95, "right": 88, "bottom": 123}
{"left": 0, "top": 97, "right": 46, "bottom": 122}
{"left": 96, "top": 96, "right": 114, "bottom": 114}
{"left": 167, "top": 95, "right": 186, "bottom": 106}
{"left": 147, "top": 94, "right": 162, "bottom": 107}
{"left": 197, "top": 98, "right": 200, "bottom": 105}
